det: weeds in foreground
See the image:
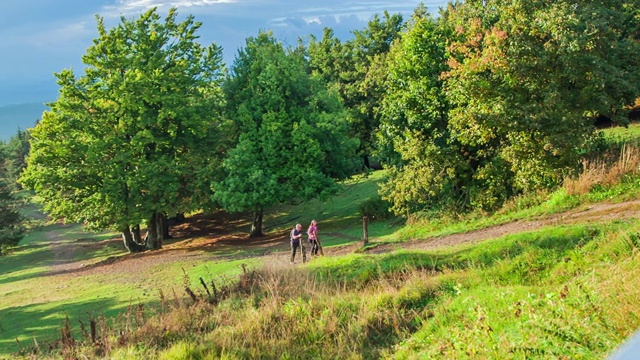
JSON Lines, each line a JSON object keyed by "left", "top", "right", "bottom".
{"left": 14, "top": 221, "right": 640, "bottom": 360}
{"left": 564, "top": 144, "right": 640, "bottom": 195}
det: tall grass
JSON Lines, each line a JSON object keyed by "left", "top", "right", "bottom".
{"left": 7, "top": 124, "right": 640, "bottom": 359}
{"left": 17, "top": 220, "right": 640, "bottom": 359}
{"left": 564, "top": 144, "right": 640, "bottom": 195}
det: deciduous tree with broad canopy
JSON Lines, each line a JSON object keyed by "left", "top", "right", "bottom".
{"left": 308, "top": 12, "right": 403, "bottom": 169}
{"left": 378, "top": 0, "right": 640, "bottom": 215}
{"left": 214, "top": 31, "right": 359, "bottom": 237}
{"left": 20, "top": 8, "right": 227, "bottom": 252}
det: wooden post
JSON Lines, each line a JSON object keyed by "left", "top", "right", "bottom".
{"left": 362, "top": 216, "right": 369, "bottom": 246}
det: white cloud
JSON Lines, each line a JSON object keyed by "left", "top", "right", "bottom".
{"left": 171, "top": 0, "right": 237, "bottom": 6}
{"left": 110, "top": 0, "right": 235, "bottom": 13}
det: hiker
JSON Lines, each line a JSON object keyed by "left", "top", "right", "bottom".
{"left": 308, "top": 220, "right": 319, "bottom": 257}
{"left": 290, "top": 223, "right": 306, "bottom": 263}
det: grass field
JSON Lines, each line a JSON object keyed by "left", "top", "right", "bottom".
{"left": 2, "top": 128, "right": 640, "bottom": 358}
{"left": 0, "top": 172, "right": 390, "bottom": 357}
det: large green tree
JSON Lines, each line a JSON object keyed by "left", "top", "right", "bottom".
{"left": 308, "top": 12, "right": 403, "bottom": 168}
{"left": 20, "top": 8, "right": 226, "bottom": 252}
{"left": 378, "top": 0, "right": 640, "bottom": 215}
{"left": 443, "top": 0, "right": 640, "bottom": 209}
{"left": 377, "top": 5, "right": 455, "bottom": 215}
{"left": 214, "top": 31, "right": 359, "bottom": 237}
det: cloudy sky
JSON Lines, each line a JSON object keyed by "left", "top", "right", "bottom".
{"left": 0, "top": 0, "right": 448, "bottom": 106}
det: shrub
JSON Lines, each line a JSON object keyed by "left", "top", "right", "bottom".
{"left": 359, "top": 196, "right": 393, "bottom": 220}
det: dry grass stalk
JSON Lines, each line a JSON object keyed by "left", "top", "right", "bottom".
{"left": 564, "top": 144, "right": 640, "bottom": 195}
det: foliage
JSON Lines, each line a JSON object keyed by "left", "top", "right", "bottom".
{"left": 308, "top": 12, "right": 403, "bottom": 167}
{"left": 377, "top": 0, "right": 640, "bottom": 215}
{"left": 377, "top": 5, "right": 455, "bottom": 215}
{"left": 213, "top": 31, "right": 359, "bottom": 236}
{"left": 1, "top": 129, "right": 30, "bottom": 191}
{"left": 0, "top": 179, "right": 24, "bottom": 251}
{"left": 442, "top": 0, "right": 640, "bottom": 209}
{"left": 358, "top": 196, "right": 393, "bottom": 220}
{"left": 19, "top": 8, "right": 226, "bottom": 239}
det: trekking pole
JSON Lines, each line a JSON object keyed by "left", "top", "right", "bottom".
{"left": 316, "top": 236, "right": 324, "bottom": 256}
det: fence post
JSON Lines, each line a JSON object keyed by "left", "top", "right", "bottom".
{"left": 362, "top": 216, "right": 369, "bottom": 246}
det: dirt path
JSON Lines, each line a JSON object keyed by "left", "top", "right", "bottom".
{"left": 43, "top": 199, "right": 640, "bottom": 278}
{"left": 332, "top": 199, "right": 640, "bottom": 255}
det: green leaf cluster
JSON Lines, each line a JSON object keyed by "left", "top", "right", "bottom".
{"left": 308, "top": 12, "right": 404, "bottom": 167}
{"left": 20, "top": 8, "right": 227, "bottom": 232}
{"left": 213, "top": 32, "right": 359, "bottom": 221}
{"left": 378, "top": 0, "right": 640, "bottom": 214}
{"left": 0, "top": 178, "right": 24, "bottom": 250}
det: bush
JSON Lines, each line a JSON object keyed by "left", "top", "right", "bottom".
{"left": 359, "top": 196, "right": 393, "bottom": 220}
{"left": 0, "top": 180, "right": 25, "bottom": 252}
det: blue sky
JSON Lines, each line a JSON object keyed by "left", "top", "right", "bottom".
{"left": 0, "top": 0, "right": 448, "bottom": 107}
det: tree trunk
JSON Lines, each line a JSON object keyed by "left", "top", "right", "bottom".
{"left": 249, "top": 208, "right": 264, "bottom": 238}
{"left": 156, "top": 212, "right": 166, "bottom": 247}
{"left": 146, "top": 213, "right": 161, "bottom": 250}
{"left": 161, "top": 212, "right": 172, "bottom": 239}
{"left": 169, "top": 212, "right": 185, "bottom": 225}
{"left": 175, "top": 212, "right": 185, "bottom": 223}
{"left": 132, "top": 224, "right": 143, "bottom": 244}
{"left": 122, "top": 226, "right": 144, "bottom": 253}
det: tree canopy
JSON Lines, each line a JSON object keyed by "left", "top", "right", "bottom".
{"left": 308, "top": 12, "right": 403, "bottom": 168}
{"left": 213, "top": 31, "right": 359, "bottom": 237}
{"left": 17, "top": 1, "right": 640, "bottom": 244}
{"left": 377, "top": 0, "right": 640, "bottom": 214}
{"left": 20, "top": 7, "right": 227, "bottom": 251}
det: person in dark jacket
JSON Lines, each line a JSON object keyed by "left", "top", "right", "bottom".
{"left": 290, "top": 223, "right": 306, "bottom": 263}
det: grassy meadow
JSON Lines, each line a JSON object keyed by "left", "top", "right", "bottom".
{"left": 2, "top": 124, "right": 640, "bottom": 358}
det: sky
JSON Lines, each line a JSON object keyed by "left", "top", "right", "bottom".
{"left": 0, "top": 0, "right": 448, "bottom": 107}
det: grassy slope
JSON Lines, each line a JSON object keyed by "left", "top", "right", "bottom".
{"left": 264, "top": 170, "right": 401, "bottom": 246}
{"left": 0, "top": 221, "right": 256, "bottom": 356}
{"left": 602, "top": 122, "right": 640, "bottom": 146}
{"left": 0, "top": 173, "right": 390, "bottom": 357}
{"left": 2, "top": 126, "right": 640, "bottom": 358}
{"left": 132, "top": 217, "right": 639, "bottom": 360}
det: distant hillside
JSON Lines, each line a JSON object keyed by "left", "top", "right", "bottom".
{"left": 0, "top": 102, "right": 47, "bottom": 141}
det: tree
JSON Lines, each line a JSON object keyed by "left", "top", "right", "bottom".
{"left": 378, "top": 0, "right": 640, "bottom": 215}
{"left": 308, "top": 12, "right": 403, "bottom": 168}
{"left": 20, "top": 8, "right": 227, "bottom": 252}
{"left": 214, "top": 31, "right": 359, "bottom": 237}
{"left": 2, "top": 129, "right": 30, "bottom": 192}
{"left": 443, "top": 0, "right": 640, "bottom": 208}
{"left": 0, "top": 178, "right": 24, "bottom": 252}
{"left": 377, "top": 5, "right": 456, "bottom": 215}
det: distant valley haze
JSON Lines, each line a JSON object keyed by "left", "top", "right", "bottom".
{"left": 0, "top": 102, "right": 47, "bottom": 141}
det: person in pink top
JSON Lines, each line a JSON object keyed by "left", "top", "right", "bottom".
{"left": 307, "top": 220, "right": 319, "bottom": 257}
